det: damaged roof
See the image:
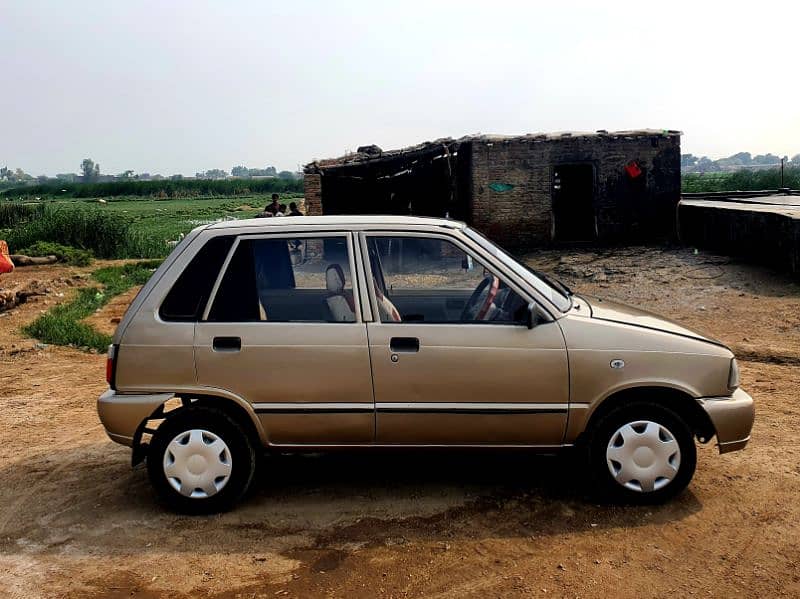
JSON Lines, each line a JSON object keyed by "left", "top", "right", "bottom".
{"left": 304, "top": 129, "right": 682, "bottom": 172}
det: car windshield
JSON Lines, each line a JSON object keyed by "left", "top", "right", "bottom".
{"left": 464, "top": 227, "right": 572, "bottom": 312}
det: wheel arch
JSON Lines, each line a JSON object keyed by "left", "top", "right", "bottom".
{"left": 131, "top": 392, "right": 266, "bottom": 466}
{"left": 576, "top": 386, "right": 716, "bottom": 446}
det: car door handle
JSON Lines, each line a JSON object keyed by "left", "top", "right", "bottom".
{"left": 390, "top": 337, "right": 419, "bottom": 353}
{"left": 213, "top": 336, "right": 241, "bottom": 352}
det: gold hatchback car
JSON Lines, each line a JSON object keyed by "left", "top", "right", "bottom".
{"left": 98, "top": 216, "right": 754, "bottom": 512}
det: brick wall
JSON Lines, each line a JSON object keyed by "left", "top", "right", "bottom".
{"left": 303, "top": 173, "right": 322, "bottom": 216}
{"left": 469, "top": 135, "right": 681, "bottom": 248}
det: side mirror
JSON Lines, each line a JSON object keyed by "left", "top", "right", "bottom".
{"left": 525, "top": 303, "right": 539, "bottom": 329}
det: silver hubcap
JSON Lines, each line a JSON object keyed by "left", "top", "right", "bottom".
{"left": 163, "top": 429, "right": 232, "bottom": 499}
{"left": 606, "top": 420, "right": 681, "bottom": 493}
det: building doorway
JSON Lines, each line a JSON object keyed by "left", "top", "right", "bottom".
{"left": 552, "top": 164, "right": 596, "bottom": 242}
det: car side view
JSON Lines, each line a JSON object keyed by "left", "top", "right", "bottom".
{"left": 98, "top": 216, "right": 755, "bottom": 512}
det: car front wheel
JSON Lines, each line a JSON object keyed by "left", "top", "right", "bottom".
{"left": 146, "top": 406, "right": 256, "bottom": 513}
{"left": 588, "top": 402, "right": 697, "bottom": 503}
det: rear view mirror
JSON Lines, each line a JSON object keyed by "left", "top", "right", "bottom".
{"left": 526, "top": 303, "right": 539, "bottom": 329}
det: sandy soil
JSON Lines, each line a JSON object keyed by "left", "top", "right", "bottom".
{"left": 0, "top": 247, "right": 798, "bottom": 598}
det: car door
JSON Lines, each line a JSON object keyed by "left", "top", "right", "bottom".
{"left": 194, "top": 232, "right": 374, "bottom": 445}
{"left": 361, "top": 231, "right": 569, "bottom": 446}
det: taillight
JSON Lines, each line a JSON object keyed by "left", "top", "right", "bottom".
{"left": 106, "top": 344, "right": 117, "bottom": 388}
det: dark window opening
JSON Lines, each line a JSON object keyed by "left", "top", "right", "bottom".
{"left": 552, "top": 164, "right": 596, "bottom": 242}
{"left": 208, "top": 239, "right": 260, "bottom": 322}
{"left": 159, "top": 235, "right": 234, "bottom": 322}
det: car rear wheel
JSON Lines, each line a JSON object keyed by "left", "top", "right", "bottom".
{"left": 588, "top": 402, "right": 696, "bottom": 503}
{"left": 147, "top": 407, "right": 256, "bottom": 513}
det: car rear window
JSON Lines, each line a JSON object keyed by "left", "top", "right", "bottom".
{"left": 159, "top": 235, "right": 234, "bottom": 321}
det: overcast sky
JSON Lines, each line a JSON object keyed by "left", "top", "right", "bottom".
{"left": 2, "top": 1, "right": 798, "bottom": 176}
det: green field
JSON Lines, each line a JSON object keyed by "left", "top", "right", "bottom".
{"left": 681, "top": 167, "right": 800, "bottom": 193}
{"left": 67, "top": 194, "right": 302, "bottom": 242}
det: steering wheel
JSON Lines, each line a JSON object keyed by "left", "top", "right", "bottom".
{"left": 460, "top": 275, "right": 500, "bottom": 322}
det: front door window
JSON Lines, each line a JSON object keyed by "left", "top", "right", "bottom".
{"left": 366, "top": 236, "right": 529, "bottom": 325}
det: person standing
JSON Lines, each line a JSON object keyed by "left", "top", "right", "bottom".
{"left": 266, "top": 193, "right": 280, "bottom": 215}
{"left": 288, "top": 202, "right": 303, "bottom": 216}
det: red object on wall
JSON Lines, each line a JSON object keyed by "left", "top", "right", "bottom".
{"left": 0, "top": 240, "right": 14, "bottom": 274}
{"left": 625, "top": 161, "right": 642, "bottom": 179}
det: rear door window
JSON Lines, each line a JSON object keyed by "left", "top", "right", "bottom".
{"left": 207, "top": 236, "right": 356, "bottom": 323}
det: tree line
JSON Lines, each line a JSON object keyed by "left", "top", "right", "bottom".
{"left": 0, "top": 158, "right": 303, "bottom": 191}
{"left": 682, "top": 152, "right": 800, "bottom": 173}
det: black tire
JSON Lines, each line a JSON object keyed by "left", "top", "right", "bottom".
{"left": 146, "top": 406, "right": 256, "bottom": 514}
{"left": 587, "top": 402, "right": 696, "bottom": 504}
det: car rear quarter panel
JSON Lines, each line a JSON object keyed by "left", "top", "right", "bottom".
{"left": 113, "top": 228, "right": 216, "bottom": 392}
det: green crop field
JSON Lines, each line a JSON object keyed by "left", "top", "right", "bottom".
{"left": 67, "top": 193, "right": 302, "bottom": 242}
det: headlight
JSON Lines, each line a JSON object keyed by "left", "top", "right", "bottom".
{"left": 728, "top": 358, "right": 740, "bottom": 391}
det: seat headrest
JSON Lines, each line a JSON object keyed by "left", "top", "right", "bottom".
{"left": 326, "top": 264, "right": 346, "bottom": 293}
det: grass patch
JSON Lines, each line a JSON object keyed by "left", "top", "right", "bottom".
{"left": 22, "top": 260, "right": 162, "bottom": 351}
{"left": 18, "top": 241, "right": 94, "bottom": 266}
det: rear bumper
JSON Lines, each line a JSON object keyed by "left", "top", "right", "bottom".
{"left": 97, "top": 389, "right": 173, "bottom": 447}
{"left": 698, "top": 387, "right": 755, "bottom": 454}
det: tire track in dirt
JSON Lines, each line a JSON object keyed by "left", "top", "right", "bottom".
{"left": 731, "top": 346, "right": 800, "bottom": 366}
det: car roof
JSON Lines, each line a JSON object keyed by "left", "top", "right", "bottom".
{"left": 206, "top": 214, "right": 466, "bottom": 231}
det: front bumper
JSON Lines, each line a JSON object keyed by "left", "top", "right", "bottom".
{"left": 698, "top": 387, "right": 755, "bottom": 453}
{"left": 97, "top": 389, "right": 174, "bottom": 446}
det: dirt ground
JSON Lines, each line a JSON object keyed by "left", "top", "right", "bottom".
{"left": 0, "top": 247, "right": 798, "bottom": 598}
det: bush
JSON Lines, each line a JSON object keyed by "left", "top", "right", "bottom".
{"left": 17, "top": 241, "right": 94, "bottom": 266}
{"left": 5, "top": 205, "right": 159, "bottom": 259}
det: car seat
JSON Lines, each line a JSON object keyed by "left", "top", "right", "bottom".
{"left": 325, "top": 264, "right": 355, "bottom": 322}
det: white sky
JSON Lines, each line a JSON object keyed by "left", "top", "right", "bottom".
{"left": 2, "top": 0, "right": 798, "bottom": 176}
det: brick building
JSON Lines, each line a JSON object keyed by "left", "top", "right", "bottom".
{"left": 304, "top": 129, "right": 681, "bottom": 247}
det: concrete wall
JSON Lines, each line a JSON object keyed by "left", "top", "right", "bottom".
{"left": 679, "top": 201, "right": 800, "bottom": 276}
{"left": 469, "top": 134, "right": 681, "bottom": 248}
